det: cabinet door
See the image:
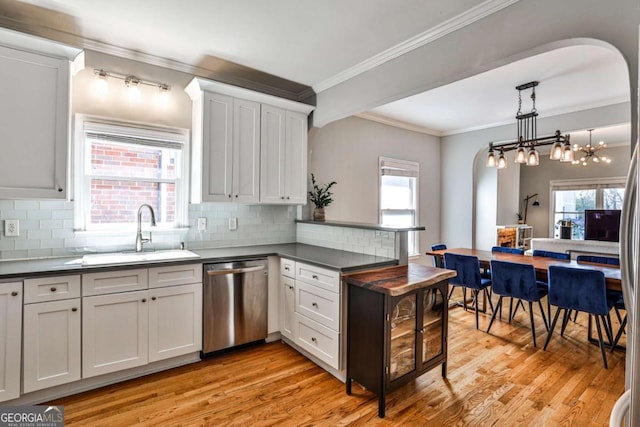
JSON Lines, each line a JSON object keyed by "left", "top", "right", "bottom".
{"left": 148, "top": 283, "right": 202, "bottom": 362}
{"left": 260, "top": 105, "right": 286, "bottom": 203}
{"left": 0, "top": 282, "right": 21, "bottom": 402}
{"left": 283, "top": 111, "right": 308, "bottom": 204}
{"left": 389, "top": 293, "right": 417, "bottom": 382}
{"left": 420, "top": 287, "right": 445, "bottom": 366}
{"left": 202, "top": 92, "right": 234, "bottom": 202}
{"left": 280, "top": 276, "right": 295, "bottom": 340}
{"left": 0, "top": 46, "right": 69, "bottom": 199}
{"left": 23, "top": 299, "right": 81, "bottom": 392}
{"left": 233, "top": 98, "right": 261, "bottom": 202}
{"left": 82, "top": 290, "right": 149, "bottom": 378}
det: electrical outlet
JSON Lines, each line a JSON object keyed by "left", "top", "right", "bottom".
{"left": 197, "top": 217, "right": 207, "bottom": 231}
{"left": 229, "top": 217, "right": 237, "bottom": 231}
{"left": 4, "top": 219, "right": 19, "bottom": 237}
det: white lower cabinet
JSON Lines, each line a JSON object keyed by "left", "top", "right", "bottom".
{"left": 82, "top": 264, "right": 202, "bottom": 379}
{"left": 23, "top": 298, "right": 81, "bottom": 392}
{"left": 0, "top": 282, "right": 22, "bottom": 402}
{"left": 148, "top": 283, "right": 202, "bottom": 363}
{"left": 82, "top": 290, "right": 149, "bottom": 378}
{"left": 280, "top": 276, "right": 295, "bottom": 341}
{"left": 280, "top": 258, "right": 342, "bottom": 373}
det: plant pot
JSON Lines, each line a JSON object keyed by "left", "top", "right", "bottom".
{"left": 313, "top": 207, "right": 325, "bottom": 221}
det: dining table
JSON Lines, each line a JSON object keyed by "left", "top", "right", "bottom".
{"left": 426, "top": 247, "right": 622, "bottom": 291}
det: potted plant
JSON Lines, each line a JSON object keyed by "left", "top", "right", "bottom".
{"left": 308, "top": 173, "right": 336, "bottom": 221}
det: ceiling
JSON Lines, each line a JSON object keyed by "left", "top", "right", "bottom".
{"left": 9, "top": 0, "right": 632, "bottom": 140}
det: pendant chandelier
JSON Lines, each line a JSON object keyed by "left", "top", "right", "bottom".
{"left": 571, "top": 129, "right": 611, "bottom": 166}
{"left": 486, "top": 81, "right": 571, "bottom": 169}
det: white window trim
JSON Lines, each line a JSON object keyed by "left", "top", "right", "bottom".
{"left": 73, "top": 114, "right": 190, "bottom": 232}
{"left": 548, "top": 177, "right": 625, "bottom": 238}
{"left": 379, "top": 156, "right": 420, "bottom": 256}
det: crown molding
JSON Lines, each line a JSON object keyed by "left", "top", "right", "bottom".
{"left": 312, "top": 0, "right": 521, "bottom": 94}
{"left": 355, "top": 112, "right": 442, "bottom": 136}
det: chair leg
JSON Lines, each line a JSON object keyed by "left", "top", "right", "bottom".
{"left": 614, "top": 306, "right": 623, "bottom": 324}
{"left": 447, "top": 285, "right": 455, "bottom": 301}
{"left": 508, "top": 298, "right": 514, "bottom": 323}
{"left": 528, "top": 301, "right": 537, "bottom": 347}
{"left": 538, "top": 299, "right": 549, "bottom": 331}
{"left": 463, "top": 288, "right": 468, "bottom": 311}
{"left": 487, "top": 296, "right": 503, "bottom": 334}
{"left": 604, "top": 314, "right": 614, "bottom": 345}
{"left": 595, "top": 316, "right": 608, "bottom": 369}
{"left": 611, "top": 314, "right": 628, "bottom": 352}
{"left": 560, "top": 309, "right": 571, "bottom": 337}
{"left": 485, "top": 288, "right": 495, "bottom": 313}
{"left": 474, "top": 290, "right": 480, "bottom": 329}
{"left": 511, "top": 299, "right": 525, "bottom": 321}
{"left": 544, "top": 308, "right": 563, "bottom": 350}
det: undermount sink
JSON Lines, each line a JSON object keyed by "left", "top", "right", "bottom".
{"left": 81, "top": 250, "right": 200, "bottom": 266}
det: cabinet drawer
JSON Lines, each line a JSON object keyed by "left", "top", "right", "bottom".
{"left": 24, "top": 275, "right": 81, "bottom": 303}
{"left": 296, "top": 262, "right": 340, "bottom": 292}
{"left": 280, "top": 258, "right": 295, "bottom": 278}
{"left": 149, "top": 263, "right": 202, "bottom": 288}
{"left": 83, "top": 269, "right": 148, "bottom": 296}
{"left": 296, "top": 281, "right": 340, "bottom": 331}
{"left": 294, "top": 313, "right": 339, "bottom": 369}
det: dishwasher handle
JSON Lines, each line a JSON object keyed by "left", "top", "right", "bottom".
{"left": 206, "top": 265, "right": 266, "bottom": 276}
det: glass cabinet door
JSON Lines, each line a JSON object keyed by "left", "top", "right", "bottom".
{"left": 389, "top": 293, "right": 417, "bottom": 381}
{"left": 422, "top": 288, "right": 444, "bottom": 363}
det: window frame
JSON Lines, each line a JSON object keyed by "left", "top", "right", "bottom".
{"left": 73, "top": 115, "right": 190, "bottom": 232}
{"left": 378, "top": 156, "right": 420, "bottom": 256}
{"left": 548, "top": 177, "right": 625, "bottom": 239}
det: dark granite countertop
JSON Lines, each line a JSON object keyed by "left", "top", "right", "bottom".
{"left": 0, "top": 243, "right": 397, "bottom": 280}
{"left": 296, "top": 220, "right": 425, "bottom": 232}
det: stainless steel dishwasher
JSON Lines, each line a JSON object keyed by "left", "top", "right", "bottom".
{"left": 202, "top": 259, "right": 268, "bottom": 355}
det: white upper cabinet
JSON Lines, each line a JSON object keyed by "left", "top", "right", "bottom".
{"left": 260, "top": 106, "right": 308, "bottom": 204}
{"left": 0, "top": 30, "right": 83, "bottom": 200}
{"left": 185, "top": 77, "right": 314, "bottom": 204}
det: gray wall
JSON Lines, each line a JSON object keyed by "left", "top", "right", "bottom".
{"left": 307, "top": 116, "right": 440, "bottom": 264}
{"left": 519, "top": 144, "right": 631, "bottom": 239}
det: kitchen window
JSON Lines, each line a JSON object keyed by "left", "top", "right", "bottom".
{"left": 74, "top": 116, "right": 189, "bottom": 231}
{"left": 379, "top": 157, "right": 419, "bottom": 255}
{"left": 550, "top": 178, "right": 625, "bottom": 239}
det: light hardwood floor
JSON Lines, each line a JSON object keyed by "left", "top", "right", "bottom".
{"left": 49, "top": 297, "right": 626, "bottom": 426}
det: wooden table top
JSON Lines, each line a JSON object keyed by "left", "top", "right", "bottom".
{"left": 344, "top": 263, "right": 456, "bottom": 297}
{"left": 426, "top": 248, "right": 622, "bottom": 291}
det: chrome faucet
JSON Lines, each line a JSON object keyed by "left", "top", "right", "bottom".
{"left": 135, "top": 204, "right": 157, "bottom": 252}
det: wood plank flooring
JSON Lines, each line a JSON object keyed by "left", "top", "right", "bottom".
{"left": 49, "top": 296, "right": 626, "bottom": 426}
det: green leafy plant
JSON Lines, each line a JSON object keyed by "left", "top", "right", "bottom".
{"left": 308, "top": 173, "right": 337, "bottom": 208}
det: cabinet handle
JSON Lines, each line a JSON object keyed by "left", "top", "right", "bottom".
{"left": 50, "top": 287, "right": 57, "bottom": 292}
{"left": 141, "top": 298, "right": 147, "bottom": 303}
{"left": 235, "top": 194, "right": 238, "bottom": 198}
{"left": 284, "top": 266, "right": 290, "bottom": 271}
{"left": 311, "top": 337, "right": 317, "bottom": 344}
{"left": 312, "top": 274, "right": 319, "bottom": 280}
{"left": 286, "top": 196, "right": 290, "bottom": 200}
{"left": 11, "top": 291, "right": 18, "bottom": 297}
{"left": 228, "top": 194, "right": 232, "bottom": 198}
{"left": 288, "top": 285, "right": 294, "bottom": 290}
{"left": 57, "top": 186, "right": 63, "bottom": 192}
{"left": 152, "top": 296, "right": 157, "bottom": 301}
{"left": 71, "top": 307, "right": 78, "bottom": 312}
{"left": 281, "top": 196, "right": 285, "bottom": 199}
{"left": 312, "top": 302, "right": 318, "bottom": 308}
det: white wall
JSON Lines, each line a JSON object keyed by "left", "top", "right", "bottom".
{"left": 519, "top": 144, "right": 631, "bottom": 239}
{"left": 307, "top": 116, "right": 440, "bottom": 264}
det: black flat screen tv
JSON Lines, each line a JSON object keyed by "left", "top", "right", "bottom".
{"left": 584, "top": 209, "right": 621, "bottom": 242}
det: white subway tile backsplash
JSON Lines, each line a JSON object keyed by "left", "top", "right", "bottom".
{"left": 296, "top": 222, "right": 398, "bottom": 259}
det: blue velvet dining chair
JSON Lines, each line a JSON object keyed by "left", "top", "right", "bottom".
{"left": 532, "top": 249, "right": 570, "bottom": 260}
{"left": 487, "top": 260, "right": 549, "bottom": 347}
{"left": 576, "top": 255, "right": 620, "bottom": 265}
{"left": 576, "top": 255, "right": 624, "bottom": 334}
{"left": 491, "top": 246, "right": 525, "bottom": 255}
{"left": 430, "top": 243, "right": 447, "bottom": 268}
{"left": 444, "top": 252, "right": 494, "bottom": 330}
{"left": 543, "top": 265, "right": 615, "bottom": 368}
